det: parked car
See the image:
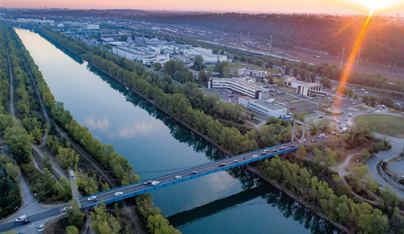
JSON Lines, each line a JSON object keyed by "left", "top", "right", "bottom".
{"left": 88, "top": 196, "right": 97, "bottom": 201}
{"left": 367, "top": 110, "right": 372, "bottom": 113}
{"left": 219, "top": 163, "right": 226, "bottom": 167}
{"left": 115, "top": 192, "right": 123, "bottom": 197}
{"left": 16, "top": 215, "right": 27, "bottom": 223}
{"left": 190, "top": 171, "right": 198, "bottom": 175}
{"left": 38, "top": 224, "right": 44, "bottom": 232}
{"left": 175, "top": 175, "right": 182, "bottom": 180}
{"left": 151, "top": 181, "right": 160, "bottom": 186}
{"left": 143, "top": 181, "right": 152, "bottom": 185}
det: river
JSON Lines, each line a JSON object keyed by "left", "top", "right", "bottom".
{"left": 15, "top": 28, "right": 340, "bottom": 234}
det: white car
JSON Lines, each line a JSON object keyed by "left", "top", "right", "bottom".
{"left": 38, "top": 224, "right": 44, "bottom": 232}
{"left": 174, "top": 175, "right": 182, "bottom": 180}
{"left": 115, "top": 192, "right": 123, "bottom": 197}
{"left": 88, "top": 196, "right": 97, "bottom": 201}
{"left": 252, "top": 154, "right": 258, "bottom": 158}
{"left": 16, "top": 215, "right": 27, "bottom": 223}
{"left": 62, "top": 206, "right": 72, "bottom": 213}
{"left": 151, "top": 181, "right": 160, "bottom": 186}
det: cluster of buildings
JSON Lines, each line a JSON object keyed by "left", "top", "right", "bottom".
{"left": 108, "top": 35, "right": 228, "bottom": 66}
{"left": 208, "top": 77, "right": 287, "bottom": 118}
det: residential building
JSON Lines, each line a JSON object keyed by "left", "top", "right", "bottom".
{"left": 86, "top": 24, "right": 100, "bottom": 30}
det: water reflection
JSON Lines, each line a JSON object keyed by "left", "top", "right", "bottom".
{"left": 16, "top": 27, "right": 341, "bottom": 234}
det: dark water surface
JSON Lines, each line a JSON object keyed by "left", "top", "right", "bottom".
{"left": 15, "top": 28, "right": 340, "bottom": 234}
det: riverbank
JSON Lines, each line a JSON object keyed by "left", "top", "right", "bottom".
{"left": 247, "top": 165, "right": 349, "bottom": 233}
{"left": 27, "top": 26, "right": 345, "bottom": 233}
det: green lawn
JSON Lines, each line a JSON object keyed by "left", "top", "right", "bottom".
{"left": 354, "top": 106, "right": 369, "bottom": 111}
{"left": 355, "top": 114, "right": 404, "bottom": 137}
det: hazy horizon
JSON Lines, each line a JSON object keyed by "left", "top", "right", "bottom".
{"left": 3, "top": 0, "right": 404, "bottom": 16}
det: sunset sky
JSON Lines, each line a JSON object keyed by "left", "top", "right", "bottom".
{"left": 2, "top": 0, "right": 404, "bottom": 15}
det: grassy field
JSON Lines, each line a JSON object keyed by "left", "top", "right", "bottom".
{"left": 355, "top": 114, "right": 404, "bottom": 137}
{"left": 354, "top": 106, "right": 369, "bottom": 111}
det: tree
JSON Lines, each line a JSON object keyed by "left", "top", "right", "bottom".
{"left": 91, "top": 201, "right": 121, "bottom": 234}
{"left": 55, "top": 177, "right": 72, "bottom": 200}
{"left": 153, "top": 62, "right": 162, "bottom": 71}
{"left": 198, "top": 70, "right": 207, "bottom": 83}
{"left": 67, "top": 200, "right": 85, "bottom": 228}
{"left": 278, "top": 77, "right": 285, "bottom": 86}
{"left": 5, "top": 163, "right": 20, "bottom": 180}
{"left": 66, "top": 226, "right": 79, "bottom": 234}
{"left": 43, "top": 154, "right": 52, "bottom": 171}
{"left": 3, "top": 126, "right": 32, "bottom": 164}
{"left": 320, "top": 76, "right": 332, "bottom": 89}
{"left": 361, "top": 148, "right": 370, "bottom": 160}
{"left": 42, "top": 168, "right": 56, "bottom": 197}
{"left": 194, "top": 55, "right": 203, "bottom": 71}
{"left": 378, "top": 186, "right": 400, "bottom": 212}
{"left": 297, "top": 144, "right": 307, "bottom": 158}
{"left": 56, "top": 147, "right": 79, "bottom": 169}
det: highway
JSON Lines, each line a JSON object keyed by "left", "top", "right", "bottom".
{"left": 78, "top": 141, "right": 301, "bottom": 210}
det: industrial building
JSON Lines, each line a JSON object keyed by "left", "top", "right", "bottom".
{"left": 249, "top": 100, "right": 287, "bottom": 118}
{"left": 208, "top": 78, "right": 266, "bottom": 100}
{"left": 286, "top": 80, "right": 325, "bottom": 97}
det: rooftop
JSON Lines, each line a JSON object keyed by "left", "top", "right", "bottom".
{"left": 239, "top": 96, "right": 255, "bottom": 102}
{"left": 252, "top": 100, "right": 286, "bottom": 111}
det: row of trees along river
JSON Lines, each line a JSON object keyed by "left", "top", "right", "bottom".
{"left": 14, "top": 27, "right": 341, "bottom": 233}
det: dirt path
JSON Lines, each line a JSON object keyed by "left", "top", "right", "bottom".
{"left": 6, "top": 47, "right": 15, "bottom": 119}
{"left": 335, "top": 153, "right": 360, "bottom": 178}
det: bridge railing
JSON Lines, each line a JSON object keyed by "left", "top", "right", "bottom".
{"left": 79, "top": 141, "right": 292, "bottom": 201}
{"left": 80, "top": 146, "right": 298, "bottom": 210}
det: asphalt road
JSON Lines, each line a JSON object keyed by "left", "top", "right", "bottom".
{"left": 0, "top": 208, "right": 61, "bottom": 233}
{"left": 78, "top": 140, "right": 305, "bottom": 209}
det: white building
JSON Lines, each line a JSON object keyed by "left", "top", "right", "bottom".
{"left": 202, "top": 54, "right": 228, "bottom": 64}
{"left": 86, "top": 24, "right": 100, "bottom": 30}
{"left": 238, "top": 96, "right": 255, "bottom": 108}
{"left": 208, "top": 78, "right": 265, "bottom": 100}
{"left": 249, "top": 100, "right": 287, "bottom": 118}
{"left": 286, "top": 80, "right": 325, "bottom": 97}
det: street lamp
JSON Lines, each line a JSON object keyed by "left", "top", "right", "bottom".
{"left": 340, "top": 48, "right": 345, "bottom": 69}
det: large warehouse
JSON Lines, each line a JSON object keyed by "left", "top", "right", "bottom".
{"left": 286, "top": 80, "right": 325, "bottom": 97}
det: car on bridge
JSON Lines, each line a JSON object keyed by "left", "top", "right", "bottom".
{"left": 88, "top": 196, "right": 97, "bottom": 201}
{"left": 219, "top": 163, "right": 226, "bottom": 167}
{"left": 143, "top": 181, "right": 152, "bottom": 185}
{"left": 280, "top": 147, "right": 286, "bottom": 150}
{"left": 115, "top": 192, "right": 123, "bottom": 197}
{"left": 233, "top": 160, "right": 239, "bottom": 163}
{"left": 261, "top": 152, "right": 267, "bottom": 155}
{"left": 20, "top": 219, "right": 30, "bottom": 225}
{"left": 252, "top": 155, "right": 258, "bottom": 158}
{"left": 151, "top": 181, "right": 160, "bottom": 186}
{"left": 190, "top": 171, "right": 198, "bottom": 175}
{"left": 175, "top": 175, "right": 182, "bottom": 179}
{"left": 272, "top": 149, "right": 278, "bottom": 152}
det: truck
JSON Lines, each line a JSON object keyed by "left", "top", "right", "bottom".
{"left": 284, "top": 115, "right": 292, "bottom": 120}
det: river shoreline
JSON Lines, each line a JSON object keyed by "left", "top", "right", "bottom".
{"left": 30, "top": 27, "right": 344, "bottom": 233}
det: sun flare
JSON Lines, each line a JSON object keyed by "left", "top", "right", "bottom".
{"left": 326, "top": 0, "right": 404, "bottom": 14}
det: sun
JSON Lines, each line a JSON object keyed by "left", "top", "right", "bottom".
{"left": 363, "top": 0, "right": 385, "bottom": 13}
